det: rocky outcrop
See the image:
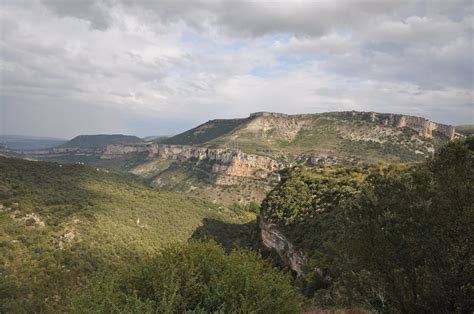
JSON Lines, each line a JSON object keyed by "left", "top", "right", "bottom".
{"left": 339, "top": 111, "right": 455, "bottom": 140}
{"left": 102, "top": 143, "right": 282, "bottom": 180}
{"left": 251, "top": 111, "right": 455, "bottom": 140}
{"left": 259, "top": 215, "right": 306, "bottom": 275}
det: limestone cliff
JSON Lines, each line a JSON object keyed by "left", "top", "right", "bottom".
{"left": 335, "top": 111, "right": 455, "bottom": 140}
{"left": 102, "top": 143, "right": 282, "bottom": 180}
{"left": 259, "top": 213, "right": 306, "bottom": 275}
{"left": 250, "top": 111, "right": 455, "bottom": 140}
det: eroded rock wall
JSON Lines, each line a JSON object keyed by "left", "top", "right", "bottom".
{"left": 338, "top": 111, "right": 455, "bottom": 140}
{"left": 259, "top": 216, "right": 306, "bottom": 275}
{"left": 101, "top": 143, "right": 282, "bottom": 180}
{"left": 250, "top": 111, "right": 455, "bottom": 140}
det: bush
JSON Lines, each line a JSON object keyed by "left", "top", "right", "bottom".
{"left": 71, "top": 241, "right": 303, "bottom": 313}
{"left": 335, "top": 140, "right": 474, "bottom": 312}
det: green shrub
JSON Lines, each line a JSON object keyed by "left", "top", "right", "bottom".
{"left": 71, "top": 241, "right": 303, "bottom": 313}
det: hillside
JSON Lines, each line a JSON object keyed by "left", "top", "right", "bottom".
{"left": 161, "top": 117, "right": 249, "bottom": 145}
{"left": 163, "top": 111, "right": 454, "bottom": 163}
{"left": 86, "top": 111, "right": 457, "bottom": 206}
{"left": 59, "top": 134, "right": 143, "bottom": 149}
{"left": 12, "top": 111, "right": 458, "bottom": 207}
{"left": 0, "top": 156, "right": 253, "bottom": 312}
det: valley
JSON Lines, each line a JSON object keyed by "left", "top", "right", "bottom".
{"left": 3, "top": 1, "right": 472, "bottom": 312}
{"left": 1, "top": 112, "right": 472, "bottom": 313}
{"left": 3, "top": 111, "right": 460, "bottom": 206}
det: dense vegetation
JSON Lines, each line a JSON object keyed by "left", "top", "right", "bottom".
{"left": 59, "top": 134, "right": 143, "bottom": 148}
{"left": 261, "top": 164, "right": 380, "bottom": 253}
{"left": 0, "top": 157, "right": 252, "bottom": 312}
{"left": 1, "top": 137, "right": 472, "bottom": 312}
{"left": 72, "top": 241, "right": 302, "bottom": 313}
{"left": 261, "top": 139, "right": 474, "bottom": 312}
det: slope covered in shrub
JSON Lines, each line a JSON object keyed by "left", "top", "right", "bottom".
{"left": 261, "top": 140, "right": 474, "bottom": 312}
{"left": 72, "top": 241, "right": 303, "bottom": 313}
{"left": 0, "top": 157, "right": 252, "bottom": 312}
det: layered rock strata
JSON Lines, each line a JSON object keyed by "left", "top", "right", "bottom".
{"left": 102, "top": 143, "right": 282, "bottom": 180}
{"left": 250, "top": 111, "right": 455, "bottom": 140}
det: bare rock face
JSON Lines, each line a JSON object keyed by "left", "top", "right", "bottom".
{"left": 226, "top": 153, "right": 280, "bottom": 177}
{"left": 259, "top": 215, "right": 306, "bottom": 275}
{"left": 246, "top": 113, "right": 305, "bottom": 142}
{"left": 102, "top": 143, "right": 282, "bottom": 181}
{"left": 246, "top": 111, "right": 455, "bottom": 143}
{"left": 340, "top": 111, "right": 455, "bottom": 140}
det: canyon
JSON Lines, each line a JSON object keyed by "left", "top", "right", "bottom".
{"left": 9, "top": 111, "right": 457, "bottom": 189}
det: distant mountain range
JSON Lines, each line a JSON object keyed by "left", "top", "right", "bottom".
{"left": 0, "top": 135, "right": 67, "bottom": 150}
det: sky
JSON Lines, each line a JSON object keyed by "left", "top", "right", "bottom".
{"left": 1, "top": 0, "right": 473, "bottom": 139}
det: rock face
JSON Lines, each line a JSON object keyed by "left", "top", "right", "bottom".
{"left": 259, "top": 215, "right": 306, "bottom": 275}
{"left": 341, "top": 111, "right": 455, "bottom": 140}
{"left": 102, "top": 143, "right": 282, "bottom": 180}
{"left": 250, "top": 111, "right": 455, "bottom": 140}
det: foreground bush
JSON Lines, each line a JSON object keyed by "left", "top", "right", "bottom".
{"left": 71, "top": 241, "right": 303, "bottom": 313}
{"left": 260, "top": 139, "right": 473, "bottom": 312}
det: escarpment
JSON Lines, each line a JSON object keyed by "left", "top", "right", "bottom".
{"left": 249, "top": 111, "right": 455, "bottom": 140}
{"left": 341, "top": 111, "right": 455, "bottom": 140}
{"left": 102, "top": 143, "right": 282, "bottom": 180}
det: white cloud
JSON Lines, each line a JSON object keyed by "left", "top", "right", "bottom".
{"left": 0, "top": 0, "right": 472, "bottom": 138}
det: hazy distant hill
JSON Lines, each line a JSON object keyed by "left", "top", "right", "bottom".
{"left": 59, "top": 134, "right": 143, "bottom": 149}
{"left": 0, "top": 135, "right": 67, "bottom": 150}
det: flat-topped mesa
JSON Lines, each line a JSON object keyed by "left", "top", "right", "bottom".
{"left": 249, "top": 111, "right": 455, "bottom": 140}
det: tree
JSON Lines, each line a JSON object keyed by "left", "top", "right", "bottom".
{"left": 340, "top": 140, "right": 474, "bottom": 312}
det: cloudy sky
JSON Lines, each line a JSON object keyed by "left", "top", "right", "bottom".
{"left": 1, "top": 0, "right": 473, "bottom": 138}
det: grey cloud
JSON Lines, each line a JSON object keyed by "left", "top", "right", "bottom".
{"left": 41, "top": 0, "right": 112, "bottom": 30}
{"left": 1, "top": 0, "right": 473, "bottom": 139}
{"left": 118, "top": 0, "right": 411, "bottom": 37}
